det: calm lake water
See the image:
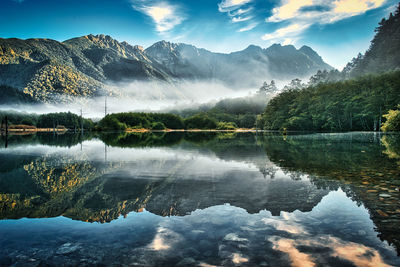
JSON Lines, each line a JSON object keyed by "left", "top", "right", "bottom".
{"left": 0, "top": 132, "right": 399, "bottom": 266}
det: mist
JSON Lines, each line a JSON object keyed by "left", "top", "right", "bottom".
{"left": 0, "top": 80, "right": 265, "bottom": 118}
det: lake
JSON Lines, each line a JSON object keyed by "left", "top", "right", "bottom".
{"left": 0, "top": 132, "right": 399, "bottom": 266}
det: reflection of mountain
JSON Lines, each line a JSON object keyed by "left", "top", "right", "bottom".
{"left": 0, "top": 149, "right": 123, "bottom": 220}
{"left": 0, "top": 132, "right": 329, "bottom": 223}
{"left": 0, "top": 132, "right": 399, "bottom": 255}
{"left": 74, "top": 171, "right": 329, "bottom": 220}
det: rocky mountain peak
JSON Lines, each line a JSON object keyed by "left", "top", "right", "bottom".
{"left": 299, "top": 45, "right": 323, "bottom": 62}
{"left": 242, "top": 44, "right": 263, "bottom": 53}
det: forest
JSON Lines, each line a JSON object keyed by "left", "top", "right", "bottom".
{"left": 258, "top": 71, "right": 400, "bottom": 131}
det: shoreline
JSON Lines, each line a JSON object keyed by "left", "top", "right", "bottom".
{"left": 1, "top": 128, "right": 67, "bottom": 134}
{"left": 1, "top": 128, "right": 257, "bottom": 135}
{"left": 125, "top": 128, "right": 256, "bottom": 133}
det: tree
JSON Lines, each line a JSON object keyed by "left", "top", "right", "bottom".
{"left": 343, "top": 53, "right": 363, "bottom": 77}
{"left": 259, "top": 80, "right": 277, "bottom": 95}
{"left": 382, "top": 106, "right": 400, "bottom": 132}
{"left": 184, "top": 115, "right": 217, "bottom": 129}
{"left": 216, "top": 122, "right": 237, "bottom": 130}
{"left": 98, "top": 115, "right": 127, "bottom": 131}
{"left": 284, "top": 78, "right": 305, "bottom": 91}
{"left": 151, "top": 122, "right": 166, "bottom": 130}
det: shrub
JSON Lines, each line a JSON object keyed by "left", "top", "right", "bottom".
{"left": 151, "top": 122, "right": 166, "bottom": 130}
{"left": 382, "top": 107, "right": 400, "bottom": 132}
{"left": 216, "top": 122, "right": 237, "bottom": 130}
{"left": 149, "top": 113, "right": 184, "bottom": 129}
{"left": 98, "top": 115, "right": 127, "bottom": 131}
{"left": 184, "top": 115, "right": 217, "bottom": 129}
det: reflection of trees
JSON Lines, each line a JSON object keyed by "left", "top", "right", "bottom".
{"left": 260, "top": 132, "right": 400, "bottom": 255}
{"left": 0, "top": 132, "right": 95, "bottom": 148}
{"left": 259, "top": 165, "right": 279, "bottom": 179}
{"left": 100, "top": 132, "right": 184, "bottom": 148}
{"left": 37, "top": 132, "right": 95, "bottom": 148}
{"left": 382, "top": 135, "right": 400, "bottom": 165}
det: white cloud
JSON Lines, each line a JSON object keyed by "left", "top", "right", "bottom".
{"left": 218, "top": 0, "right": 252, "bottom": 12}
{"left": 268, "top": 0, "right": 386, "bottom": 23}
{"left": 229, "top": 7, "right": 253, "bottom": 16}
{"left": 333, "top": 0, "right": 385, "bottom": 14}
{"left": 218, "top": 0, "right": 257, "bottom": 31}
{"left": 262, "top": 23, "right": 310, "bottom": 41}
{"left": 268, "top": 0, "right": 314, "bottom": 22}
{"left": 232, "top": 16, "right": 252, "bottom": 22}
{"left": 263, "top": 0, "right": 386, "bottom": 43}
{"left": 131, "top": 0, "right": 184, "bottom": 33}
{"left": 238, "top": 22, "right": 258, "bottom": 32}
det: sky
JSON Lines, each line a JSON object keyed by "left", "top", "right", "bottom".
{"left": 0, "top": 0, "right": 398, "bottom": 69}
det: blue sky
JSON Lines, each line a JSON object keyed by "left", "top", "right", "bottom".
{"left": 0, "top": 0, "right": 397, "bottom": 68}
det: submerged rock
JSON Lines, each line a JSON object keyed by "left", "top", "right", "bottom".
{"left": 56, "top": 243, "right": 80, "bottom": 255}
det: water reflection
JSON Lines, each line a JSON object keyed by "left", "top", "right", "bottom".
{"left": 0, "top": 132, "right": 399, "bottom": 266}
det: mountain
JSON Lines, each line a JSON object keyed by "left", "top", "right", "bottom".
{"left": 146, "top": 41, "right": 332, "bottom": 87}
{"left": 0, "top": 34, "right": 332, "bottom": 102}
{"left": 0, "top": 34, "right": 170, "bottom": 102}
{"left": 63, "top": 34, "right": 169, "bottom": 82}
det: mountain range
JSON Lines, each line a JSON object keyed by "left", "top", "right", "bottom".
{"left": 0, "top": 34, "right": 332, "bottom": 102}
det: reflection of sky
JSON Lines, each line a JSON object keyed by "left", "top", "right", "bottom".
{"left": 1, "top": 190, "right": 398, "bottom": 266}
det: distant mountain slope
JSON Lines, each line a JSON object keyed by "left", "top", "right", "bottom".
{"left": 146, "top": 41, "right": 332, "bottom": 87}
{"left": 0, "top": 34, "right": 332, "bottom": 102}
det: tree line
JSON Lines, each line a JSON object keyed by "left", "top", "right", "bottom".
{"left": 258, "top": 70, "right": 400, "bottom": 131}
{"left": 97, "top": 112, "right": 238, "bottom": 130}
{"left": 0, "top": 111, "right": 94, "bottom": 130}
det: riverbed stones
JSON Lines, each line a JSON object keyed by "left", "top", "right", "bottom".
{"left": 56, "top": 243, "right": 80, "bottom": 255}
